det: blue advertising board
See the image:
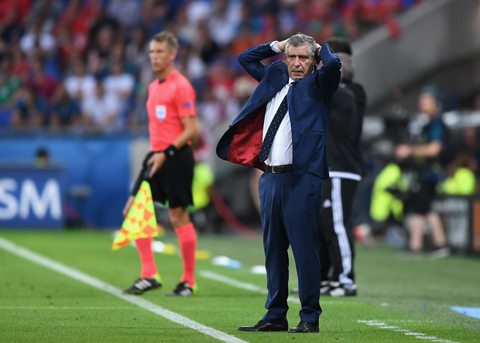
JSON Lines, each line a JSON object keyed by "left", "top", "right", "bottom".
{"left": 0, "top": 165, "right": 65, "bottom": 229}
{"left": 0, "top": 135, "right": 131, "bottom": 228}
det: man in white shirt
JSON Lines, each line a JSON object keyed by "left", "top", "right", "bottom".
{"left": 82, "top": 80, "right": 122, "bottom": 130}
{"left": 64, "top": 59, "right": 96, "bottom": 103}
{"left": 217, "top": 33, "right": 341, "bottom": 333}
{"left": 103, "top": 59, "right": 135, "bottom": 117}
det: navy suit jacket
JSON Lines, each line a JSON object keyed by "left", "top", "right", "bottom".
{"left": 216, "top": 42, "right": 341, "bottom": 178}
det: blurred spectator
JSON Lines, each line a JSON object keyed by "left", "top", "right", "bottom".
{"left": 10, "top": 46, "right": 29, "bottom": 81}
{"left": 0, "top": 0, "right": 428, "bottom": 134}
{"left": 57, "top": 25, "right": 83, "bottom": 71}
{"left": 54, "top": 0, "right": 96, "bottom": 57}
{"left": 126, "top": 26, "right": 150, "bottom": 76}
{"left": 0, "top": 0, "right": 31, "bottom": 27}
{"left": 207, "top": 59, "right": 235, "bottom": 104}
{"left": 197, "top": 88, "right": 225, "bottom": 129}
{"left": 186, "top": 0, "right": 211, "bottom": 24}
{"left": 82, "top": 79, "right": 122, "bottom": 130}
{"left": 64, "top": 58, "right": 96, "bottom": 103}
{"left": 107, "top": 0, "right": 141, "bottom": 28}
{"left": 88, "top": 11, "right": 120, "bottom": 72}
{"left": 225, "top": 75, "right": 257, "bottom": 120}
{"left": 50, "top": 84, "right": 82, "bottom": 129}
{"left": 0, "top": 5, "right": 25, "bottom": 45}
{"left": 208, "top": 0, "right": 242, "bottom": 47}
{"left": 20, "top": 17, "right": 56, "bottom": 57}
{"left": 11, "top": 86, "right": 48, "bottom": 128}
{"left": 35, "top": 147, "right": 50, "bottom": 167}
{"left": 0, "top": 54, "right": 22, "bottom": 109}
{"left": 31, "top": 0, "right": 64, "bottom": 22}
{"left": 103, "top": 58, "right": 135, "bottom": 117}
{"left": 143, "top": 1, "right": 169, "bottom": 38}
{"left": 177, "top": 43, "right": 206, "bottom": 90}
{"left": 109, "top": 39, "right": 136, "bottom": 75}
{"left": 86, "top": 49, "right": 103, "bottom": 76}
{"left": 174, "top": 6, "right": 197, "bottom": 43}
{"left": 26, "top": 57, "right": 59, "bottom": 103}
{"left": 193, "top": 21, "right": 220, "bottom": 65}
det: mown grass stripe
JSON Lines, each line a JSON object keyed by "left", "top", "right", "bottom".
{"left": 0, "top": 237, "right": 248, "bottom": 343}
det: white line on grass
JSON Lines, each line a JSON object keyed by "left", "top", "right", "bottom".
{"left": 199, "top": 270, "right": 300, "bottom": 304}
{"left": 199, "top": 270, "right": 268, "bottom": 294}
{"left": 358, "top": 320, "right": 459, "bottom": 343}
{"left": 199, "top": 270, "right": 355, "bottom": 305}
{"left": 0, "top": 306, "right": 140, "bottom": 311}
{"left": 0, "top": 237, "right": 247, "bottom": 343}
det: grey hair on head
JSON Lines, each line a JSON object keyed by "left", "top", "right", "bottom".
{"left": 336, "top": 52, "right": 355, "bottom": 80}
{"left": 284, "top": 33, "right": 317, "bottom": 60}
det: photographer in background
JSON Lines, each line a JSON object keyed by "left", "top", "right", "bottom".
{"left": 395, "top": 87, "right": 449, "bottom": 258}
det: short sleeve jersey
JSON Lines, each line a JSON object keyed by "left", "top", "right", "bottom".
{"left": 147, "top": 69, "right": 196, "bottom": 151}
{"left": 415, "top": 116, "right": 446, "bottom": 174}
{"left": 423, "top": 117, "right": 445, "bottom": 144}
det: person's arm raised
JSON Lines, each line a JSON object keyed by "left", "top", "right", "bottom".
{"left": 238, "top": 40, "right": 286, "bottom": 82}
{"left": 315, "top": 43, "right": 342, "bottom": 99}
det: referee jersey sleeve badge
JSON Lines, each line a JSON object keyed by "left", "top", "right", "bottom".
{"left": 155, "top": 105, "right": 166, "bottom": 120}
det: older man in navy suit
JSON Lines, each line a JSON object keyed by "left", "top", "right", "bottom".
{"left": 217, "top": 33, "right": 341, "bottom": 333}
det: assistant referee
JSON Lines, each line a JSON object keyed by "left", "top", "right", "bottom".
{"left": 122, "top": 31, "right": 199, "bottom": 296}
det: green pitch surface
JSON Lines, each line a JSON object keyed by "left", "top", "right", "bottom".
{"left": 0, "top": 230, "right": 479, "bottom": 343}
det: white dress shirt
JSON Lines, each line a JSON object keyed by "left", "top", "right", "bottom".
{"left": 262, "top": 42, "right": 293, "bottom": 166}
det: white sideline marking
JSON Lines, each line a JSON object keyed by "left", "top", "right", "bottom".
{"left": 358, "top": 320, "right": 459, "bottom": 343}
{"left": 0, "top": 306, "right": 139, "bottom": 310}
{"left": 199, "top": 270, "right": 356, "bottom": 306}
{"left": 199, "top": 270, "right": 268, "bottom": 295}
{"left": 199, "top": 270, "right": 300, "bottom": 304}
{"left": 0, "top": 237, "right": 247, "bottom": 343}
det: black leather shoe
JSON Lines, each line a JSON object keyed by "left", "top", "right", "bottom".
{"left": 288, "top": 321, "right": 319, "bottom": 333}
{"left": 237, "top": 320, "right": 288, "bottom": 332}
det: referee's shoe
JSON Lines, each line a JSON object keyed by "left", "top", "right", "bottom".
{"left": 167, "top": 281, "right": 198, "bottom": 296}
{"left": 123, "top": 275, "right": 162, "bottom": 295}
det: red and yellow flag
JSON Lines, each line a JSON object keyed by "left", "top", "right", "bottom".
{"left": 111, "top": 181, "right": 158, "bottom": 250}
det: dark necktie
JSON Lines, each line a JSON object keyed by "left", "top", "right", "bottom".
{"left": 259, "top": 94, "right": 288, "bottom": 162}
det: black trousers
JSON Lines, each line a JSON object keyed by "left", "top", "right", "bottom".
{"left": 318, "top": 177, "right": 358, "bottom": 287}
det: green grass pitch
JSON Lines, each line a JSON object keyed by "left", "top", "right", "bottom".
{"left": 0, "top": 230, "right": 479, "bottom": 342}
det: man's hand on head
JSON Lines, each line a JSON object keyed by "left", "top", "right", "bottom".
{"left": 275, "top": 39, "right": 288, "bottom": 52}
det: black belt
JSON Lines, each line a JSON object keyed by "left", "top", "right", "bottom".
{"left": 265, "top": 164, "right": 292, "bottom": 174}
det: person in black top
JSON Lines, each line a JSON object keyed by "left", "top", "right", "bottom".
{"left": 327, "top": 37, "right": 367, "bottom": 147}
{"left": 316, "top": 51, "right": 366, "bottom": 297}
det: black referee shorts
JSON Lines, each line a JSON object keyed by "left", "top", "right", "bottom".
{"left": 133, "top": 146, "right": 194, "bottom": 208}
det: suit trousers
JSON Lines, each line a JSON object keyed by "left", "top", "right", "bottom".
{"left": 259, "top": 170, "right": 323, "bottom": 325}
